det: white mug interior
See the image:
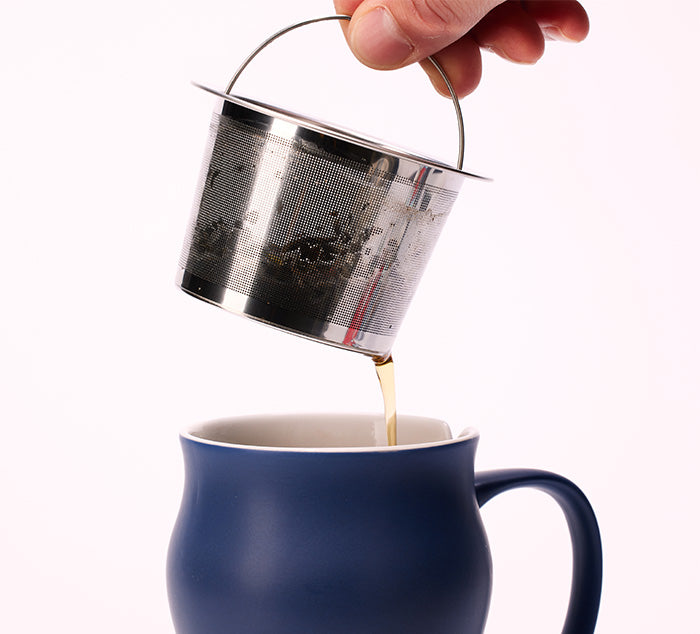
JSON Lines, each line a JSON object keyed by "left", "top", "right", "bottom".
{"left": 185, "top": 413, "right": 478, "bottom": 452}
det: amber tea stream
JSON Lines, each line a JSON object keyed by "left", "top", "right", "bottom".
{"left": 374, "top": 355, "right": 397, "bottom": 446}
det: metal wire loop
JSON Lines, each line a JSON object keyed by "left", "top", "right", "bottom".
{"left": 225, "top": 15, "right": 466, "bottom": 171}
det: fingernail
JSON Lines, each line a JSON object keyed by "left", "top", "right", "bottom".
{"left": 350, "top": 8, "right": 414, "bottom": 68}
{"left": 542, "top": 25, "right": 577, "bottom": 42}
{"left": 485, "top": 45, "right": 534, "bottom": 65}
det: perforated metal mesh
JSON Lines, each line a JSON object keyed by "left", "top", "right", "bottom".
{"left": 179, "top": 108, "right": 459, "bottom": 346}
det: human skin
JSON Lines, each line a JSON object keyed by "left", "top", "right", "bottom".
{"left": 333, "top": 0, "right": 590, "bottom": 97}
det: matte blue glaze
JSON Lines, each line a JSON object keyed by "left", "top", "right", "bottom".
{"left": 167, "top": 429, "right": 601, "bottom": 633}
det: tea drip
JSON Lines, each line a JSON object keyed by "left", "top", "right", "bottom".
{"left": 374, "top": 355, "right": 397, "bottom": 445}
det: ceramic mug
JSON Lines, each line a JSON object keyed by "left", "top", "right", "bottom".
{"left": 167, "top": 414, "right": 602, "bottom": 633}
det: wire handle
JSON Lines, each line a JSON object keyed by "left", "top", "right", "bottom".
{"left": 225, "top": 15, "right": 466, "bottom": 171}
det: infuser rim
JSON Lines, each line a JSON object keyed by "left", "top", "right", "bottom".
{"left": 180, "top": 413, "right": 479, "bottom": 453}
{"left": 193, "top": 82, "right": 490, "bottom": 182}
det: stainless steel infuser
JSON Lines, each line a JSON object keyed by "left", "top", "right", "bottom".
{"left": 177, "top": 15, "right": 485, "bottom": 357}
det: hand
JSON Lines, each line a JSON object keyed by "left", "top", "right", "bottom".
{"left": 334, "top": 0, "right": 589, "bottom": 97}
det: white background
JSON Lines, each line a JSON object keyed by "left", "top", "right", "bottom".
{"left": 1, "top": 0, "right": 698, "bottom": 631}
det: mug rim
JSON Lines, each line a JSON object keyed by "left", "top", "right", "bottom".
{"left": 181, "top": 413, "right": 479, "bottom": 453}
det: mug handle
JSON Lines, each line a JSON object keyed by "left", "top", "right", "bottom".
{"left": 475, "top": 469, "right": 603, "bottom": 633}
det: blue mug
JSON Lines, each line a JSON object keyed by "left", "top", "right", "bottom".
{"left": 167, "top": 414, "right": 602, "bottom": 633}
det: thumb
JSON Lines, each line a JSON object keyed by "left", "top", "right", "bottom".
{"left": 343, "top": 0, "right": 503, "bottom": 69}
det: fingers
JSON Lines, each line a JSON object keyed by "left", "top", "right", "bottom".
{"left": 333, "top": 0, "right": 590, "bottom": 98}
{"left": 470, "top": 1, "right": 544, "bottom": 64}
{"left": 336, "top": 0, "right": 502, "bottom": 69}
{"left": 419, "top": 35, "right": 483, "bottom": 98}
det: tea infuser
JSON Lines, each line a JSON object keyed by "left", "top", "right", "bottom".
{"left": 177, "top": 15, "right": 487, "bottom": 357}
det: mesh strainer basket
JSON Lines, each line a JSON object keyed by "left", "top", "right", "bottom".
{"left": 177, "top": 15, "right": 486, "bottom": 358}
